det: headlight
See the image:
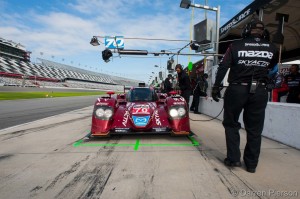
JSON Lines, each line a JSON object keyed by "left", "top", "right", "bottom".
{"left": 169, "top": 106, "right": 187, "bottom": 119}
{"left": 177, "top": 107, "right": 186, "bottom": 117}
{"left": 95, "top": 108, "right": 105, "bottom": 117}
{"left": 169, "top": 108, "right": 179, "bottom": 117}
{"left": 94, "top": 107, "right": 113, "bottom": 119}
{"left": 104, "top": 109, "right": 113, "bottom": 118}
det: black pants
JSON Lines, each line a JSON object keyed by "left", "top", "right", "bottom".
{"left": 223, "top": 84, "right": 268, "bottom": 168}
{"left": 191, "top": 92, "right": 200, "bottom": 112}
{"left": 181, "top": 90, "right": 191, "bottom": 107}
{"left": 287, "top": 92, "right": 300, "bottom": 104}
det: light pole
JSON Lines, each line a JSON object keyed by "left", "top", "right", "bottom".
{"left": 180, "top": 0, "right": 220, "bottom": 66}
{"left": 154, "top": 64, "right": 167, "bottom": 81}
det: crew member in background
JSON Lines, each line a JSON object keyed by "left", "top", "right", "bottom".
{"left": 190, "top": 73, "right": 208, "bottom": 114}
{"left": 164, "top": 74, "right": 173, "bottom": 94}
{"left": 212, "top": 19, "right": 278, "bottom": 173}
{"left": 268, "top": 64, "right": 287, "bottom": 102}
{"left": 160, "top": 81, "right": 165, "bottom": 93}
{"left": 175, "top": 64, "right": 192, "bottom": 107}
{"left": 284, "top": 64, "right": 300, "bottom": 103}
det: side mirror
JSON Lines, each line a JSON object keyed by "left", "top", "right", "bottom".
{"left": 106, "top": 91, "right": 115, "bottom": 97}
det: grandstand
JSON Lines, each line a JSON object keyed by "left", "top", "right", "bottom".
{"left": 0, "top": 37, "right": 143, "bottom": 91}
{"left": 0, "top": 37, "right": 31, "bottom": 62}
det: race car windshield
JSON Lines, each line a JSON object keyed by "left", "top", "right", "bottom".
{"left": 128, "top": 88, "right": 155, "bottom": 102}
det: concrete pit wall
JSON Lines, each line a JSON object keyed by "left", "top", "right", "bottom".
{"left": 194, "top": 96, "right": 300, "bottom": 149}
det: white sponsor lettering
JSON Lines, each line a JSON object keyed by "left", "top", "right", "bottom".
{"left": 238, "top": 51, "right": 273, "bottom": 59}
{"left": 220, "top": 8, "right": 251, "bottom": 34}
{"left": 238, "top": 60, "right": 270, "bottom": 67}
{"left": 173, "top": 102, "right": 185, "bottom": 105}
{"left": 122, "top": 111, "right": 130, "bottom": 127}
{"left": 173, "top": 97, "right": 185, "bottom": 102}
{"left": 154, "top": 110, "right": 162, "bottom": 126}
{"left": 96, "top": 102, "right": 109, "bottom": 106}
{"left": 133, "top": 104, "right": 150, "bottom": 114}
{"left": 245, "top": 43, "right": 270, "bottom": 47}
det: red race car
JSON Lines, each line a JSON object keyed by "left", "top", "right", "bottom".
{"left": 90, "top": 85, "right": 190, "bottom": 137}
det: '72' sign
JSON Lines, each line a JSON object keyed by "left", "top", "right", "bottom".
{"left": 104, "top": 36, "right": 124, "bottom": 49}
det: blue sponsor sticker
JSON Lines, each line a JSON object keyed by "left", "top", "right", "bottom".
{"left": 132, "top": 116, "right": 150, "bottom": 127}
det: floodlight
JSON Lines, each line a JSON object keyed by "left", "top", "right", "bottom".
{"left": 90, "top": 36, "right": 100, "bottom": 46}
{"left": 180, "top": 0, "right": 191, "bottom": 9}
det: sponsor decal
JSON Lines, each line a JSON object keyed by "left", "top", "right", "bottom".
{"left": 96, "top": 102, "right": 109, "bottom": 106}
{"left": 287, "top": 78, "right": 300, "bottom": 87}
{"left": 280, "top": 67, "right": 290, "bottom": 76}
{"left": 220, "top": 8, "right": 251, "bottom": 35}
{"left": 245, "top": 43, "right": 270, "bottom": 47}
{"left": 132, "top": 104, "right": 150, "bottom": 114}
{"left": 238, "top": 60, "right": 270, "bottom": 67}
{"left": 115, "top": 128, "right": 129, "bottom": 133}
{"left": 238, "top": 51, "right": 273, "bottom": 59}
{"left": 173, "top": 102, "right": 185, "bottom": 105}
{"left": 154, "top": 110, "right": 162, "bottom": 126}
{"left": 153, "top": 127, "right": 167, "bottom": 132}
{"left": 132, "top": 116, "right": 150, "bottom": 127}
{"left": 172, "top": 97, "right": 185, "bottom": 102}
{"left": 127, "top": 103, "right": 135, "bottom": 109}
{"left": 122, "top": 111, "right": 130, "bottom": 127}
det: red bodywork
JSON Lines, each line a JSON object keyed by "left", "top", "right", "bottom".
{"left": 91, "top": 88, "right": 190, "bottom": 136}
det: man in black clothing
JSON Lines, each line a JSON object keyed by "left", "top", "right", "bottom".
{"left": 212, "top": 19, "right": 278, "bottom": 173}
{"left": 175, "top": 64, "right": 192, "bottom": 106}
{"left": 285, "top": 64, "right": 300, "bottom": 103}
{"left": 190, "top": 73, "right": 208, "bottom": 114}
{"left": 164, "top": 74, "right": 173, "bottom": 94}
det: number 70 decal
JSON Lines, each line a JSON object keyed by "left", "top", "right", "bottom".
{"left": 104, "top": 36, "right": 124, "bottom": 49}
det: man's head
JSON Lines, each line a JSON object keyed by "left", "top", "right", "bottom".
{"left": 168, "top": 74, "right": 173, "bottom": 79}
{"left": 242, "top": 19, "right": 265, "bottom": 38}
{"left": 175, "top": 64, "right": 183, "bottom": 73}
{"left": 250, "top": 20, "right": 264, "bottom": 37}
{"left": 290, "top": 64, "right": 299, "bottom": 74}
{"left": 203, "top": 73, "right": 208, "bottom": 79}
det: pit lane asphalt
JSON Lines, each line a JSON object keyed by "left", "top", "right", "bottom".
{"left": 0, "top": 107, "right": 299, "bottom": 199}
{"left": 0, "top": 95, "right": 98, "bottom": 130}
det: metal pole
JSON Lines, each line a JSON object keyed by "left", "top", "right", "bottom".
{"left": 259, "top": 8, "right": 264, "bottom": 20}
{"left": 278, "top": 17, "right": 285, "bottom": 64}
{"left": 214, "top": 5, "right": 220, "bottom": 66}
{"left": 204, "top": 0, "right": 207, "bottom": 19}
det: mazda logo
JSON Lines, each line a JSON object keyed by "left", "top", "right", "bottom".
{"left": 136, "top": 117, "right": 147, "bottom": 123}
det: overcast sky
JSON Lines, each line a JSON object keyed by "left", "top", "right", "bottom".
{"left": 0, "top": 0, "right": 252, "bottom": 83}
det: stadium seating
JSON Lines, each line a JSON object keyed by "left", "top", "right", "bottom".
{"left": 0, "top": 57, "right": 141, "bottom": 90}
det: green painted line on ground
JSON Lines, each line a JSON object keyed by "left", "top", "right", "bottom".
{"left": 187, "top": 136, "right": 200, "bottom": 146}
{"left": 134, "top": 139, "right": 140, "bottom": 151}
{"left": 72, "top": 135, "right": 199, "bottom": 149}
{"left": 73, "top": 139, "right": 84, "bottom": 147}
{"left": 80, "top": 143, "right": 134, "bottom": 147}
{"left": 139, "top": 143, "right": 195, "bottom": 146}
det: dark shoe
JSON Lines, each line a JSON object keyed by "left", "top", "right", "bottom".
{"left": 194, "top": 111, "right": 201, "bottom": 114}
{"left": 246, "top": 167, "right": 256, "bottom": 173}
{"left": 224, "top": 158, "right": 242, "bottom": 167}
{"left": 190, "top": 108, "right": 195, "bottom": 111}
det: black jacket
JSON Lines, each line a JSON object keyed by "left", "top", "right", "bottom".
{"left": 214, "top": 36, "right": 278, "bottom": 86}
{"left": 193, "top": 76, "right": 208, "bottom": 96}
{"left": 164, "top": 77, "right": 173, "bottom": 93}
{"left": 178, "top": 71, "right": 191, "bottom": 91}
